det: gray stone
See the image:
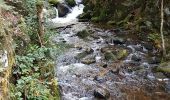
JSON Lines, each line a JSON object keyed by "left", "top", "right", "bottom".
{"left": 94, "top": 87, "right": 110, "bottom": 99}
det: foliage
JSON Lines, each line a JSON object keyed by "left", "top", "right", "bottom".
{"left": 0, "top": 0, "right": 11, "bottom": 10}
{"left": 4, "top": 0, "right": 61, "bottom": 99}
{"left": 10, "top": 45, "right": 60, "bottom": 100}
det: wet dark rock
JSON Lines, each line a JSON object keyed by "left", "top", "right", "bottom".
{"left": 117, "top": 49, "right": 128, "bottom": 60}
{"left": 100, "top": 47, "right": 116, "bottom": 54}
{"left": 165, "top": 82, "right": 170, "bottom": 93}
{"left": 57, "top": 3, "right": 70, "bottom": 17}
{"left": 75, "top": 48, "right": 93, "bottom": 60}
{"left": 78, "top": 19, "right": 89, "bottom": 22}
{"left": 106, "top": 37, "right": 125, "bottom": 45}
{"left": 102, "top": 64, "right": 108, "bottom": 68}
{"left": 107, "top": 20, "right": 116, "bottom": 26}
{"left": 143, "top": 43, "right": 153, "bottom": 51}
{"left": 78, "top": 11, "right": 92, "bottom": 20}
{"left": 85, "top": 47, "right": 94, "bottom": 54}
{"left": 148, "top": 57, "right": 161, "bottom": 64}
{"left": 94, "top": 76, "right": 105, "bottom": 83}
{"left": 94, "top": 87, "right": 110, "bottom": 99}
{"left": 65, "top": 0, "right": 76, "bottom": 7}
{"left": 81, "top": 56, "right": 96, "bottom": 64}
{"left": 131, "top": 54, "right": 141, "bottom": 61}
{"left": 157, "top": 62, "right": 170, "bottom": 78}
{"left": 104, "top": 51, "right": 116, "bottom": 61}
{"left": 76, "top": 30, "right": 90, "bottom": 38}
{"left": 75, "top": 45, "right": 83, "bottom": 50}
{"left": 154, "top": 72, "right": 167, "bottom": 79}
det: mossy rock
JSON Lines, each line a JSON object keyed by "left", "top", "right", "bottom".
{"left": 116, "top": 49, "right": 128, "bottom": 60}
{"left": 66, "top": 0, "right": 76, "bottom": 7}
{"left": 36, "top": 0, "right": 44, "bottom": 7}
{"left": 104, "top": 51, "right": 116, "bottom": 61}
{"left": 157, "top": 62, "right": 170, "bottom": 73}
{"left": 157, "top": 62, "right": 170, "bottom": 77}
{"left": 79, "top": 12, "right": 92, "bottom": 20}
{"left": 76, "top": 30, "right": 90, "bottom": 39}
{"left": 107, "top": 21, "right": 116, "bottom": 26}
{"left": 91, "top": 17, "right": 100, "bottom": 23}
{"left": 48, "top": 0, "right": 59, "bottom": 5}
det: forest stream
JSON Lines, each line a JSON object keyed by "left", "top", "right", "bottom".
{"left": 50, "top": 0, "right": 170, "bottom": 100}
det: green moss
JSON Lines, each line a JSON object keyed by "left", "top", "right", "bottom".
{"left": 66, "top": 0, "right": 76, "bottom": 7}
{"left": 48, "top": 0, "right": 59, "bottom": 5}
{"left": 117, "top": 49, "right": 128, "bottom": 60}
{"left": 104, "top": 51, "right": 116, "bottom": 61}
{"left": 36, "top": 0, "right": 44, "bottom": 7}
{"left": 157, "top": 62, "right": 170, "bottom": 73}
{"left": 91, "top": 17, "right": 100, "bottom": 22}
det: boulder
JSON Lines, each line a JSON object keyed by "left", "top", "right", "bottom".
{"left": 104, "top": 51, "right": 116, "bottom": 61}
{"left": 81, "top": 55, "right": 96, "bottom": 64}
{"left": 131, "top": 54, "right": 141, "bottom": 62}
{"left": 65, "top": 0, "right": 76, "bottom": 7}
{"left": 94, "top": 87, "right": 110, "bottom": 99}
{"left": 157, "top": 62, "right": 170, "bottom": 78}
{"left": 57, "top": 3, "right": 70, "bottom": 17}
{"left": 148, "top": 57, "right": 161, "bottom": 64}
{"left": 106, "top": 37, "right": 125, "bottom": 45}
{"left": 143, "top": 43, "right": 153, "bottom": 51}
{"left": 76, "top": 30, "right": 90, "bottom": 39}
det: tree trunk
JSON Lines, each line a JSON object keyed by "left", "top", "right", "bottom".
{"left": 160, "top": 0, "right": 166, "bottom": 56}
{"left": 36, "top": 3, "right": 44, "bottom": 47}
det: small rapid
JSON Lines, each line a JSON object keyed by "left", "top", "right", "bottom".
{"left": 51, "top": 0, "right": 170, "bottom": 100}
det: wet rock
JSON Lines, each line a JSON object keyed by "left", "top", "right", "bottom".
{"left": 131, "top": 54, "right": 141, "bottom": 61}
{"left": 104, "top": 51, "right": 116, "bottom": 61}
{"left": 75, "top": 45, "right": 83, "bottom": 50}
{"left": 65, "top": 0, "right": 76, "bottom": 7}
{"left": 148, "top": 57, "right": 161, "bottom": 64}
{"left": 117, "top": 49, "right": 128, "bottom": 60}
{"left": 102, "top": 64, "right": 108, "bottom": 68}
{"left": 101, "top": 47, "right": 111, "bottom": 53}
{"left": 57, "top": 3, "right": 70, "bottom": 17}
{"left": 94, "top": 76, "right": 105, "bottom": 83}
{"left": 106, "top": 37, "right": 125, "bottom": 45}
{"left": 76, "top": 30, "right": 90, "bottom": 38}
{"left": 75, "top": 52, "right": 88, "bottom": 59}
{"left": 75, "top": 48, "right": 93, "bottom": 59}
{"left": 165, "top": 81, "right": 170, "bottom": 93}
{"left": 143, "top": 43, "right": 153, "bottom": 50}
{"left": 157, "top": 62, "right": 170, "bottom": 78}
{"left": 81, "top": 56, "right": 96, "bottom": 64}
{"left": 94, "top": 87, "right": 110, "bottom": 99}
{"left": 107, "top": 20, "right": 116, "bottom": 25}
{"left": 154, "top": 72, "right": 167, "bottom": 79}
{"left": 78, "top": 11, "right": 92, "bottom": 20}
{"left": 85, "top": 47, "right": 94, "bottom": 54}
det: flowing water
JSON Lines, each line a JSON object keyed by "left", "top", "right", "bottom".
{"left": 51, "top": 0, "right": 170, "bottom": 100}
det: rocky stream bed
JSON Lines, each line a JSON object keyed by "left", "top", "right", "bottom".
{"left": 52, "top": 22, "right": 170, "bottom": 100}
{"left": 47, "top": 0, "right": 170, "bottom": 99}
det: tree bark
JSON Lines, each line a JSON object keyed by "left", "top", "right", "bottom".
{"left": 36, "top": 3, "right": 44, "bottom": 47}
{"left": 160, "top": 0, "right": 166, "bottom": 56}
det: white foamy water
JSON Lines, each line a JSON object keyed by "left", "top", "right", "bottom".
{"left": 51, "top": 4, "right": 84, "bottom": 24}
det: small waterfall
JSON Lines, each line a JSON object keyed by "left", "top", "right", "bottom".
{"left": 54, "top": 7, "right": 59, "bottom": 18}
{"left": 51, "top": 0, "right": 84, "bottom": 27}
